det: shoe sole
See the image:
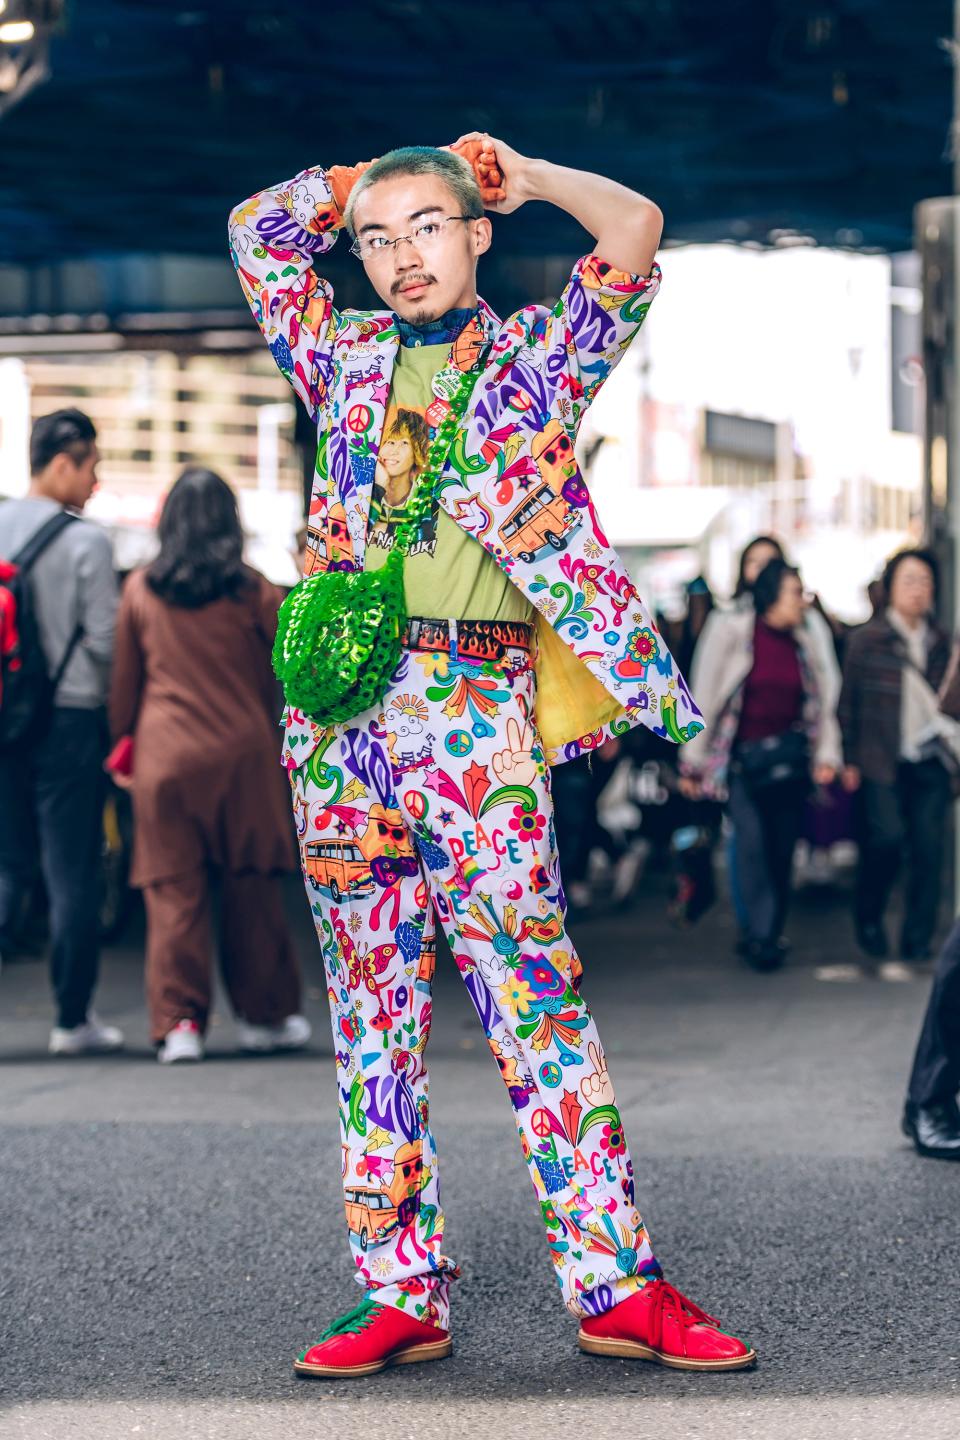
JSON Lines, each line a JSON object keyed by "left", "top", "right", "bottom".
{"left": 578, "top": 1330, "right": 757, "bottom": 1371}
{"left": 49, "top": 1043, "right": 124, "bottom": 1056}
{"left": 293, "top": 1337, "right": 452, "bottom": 1378}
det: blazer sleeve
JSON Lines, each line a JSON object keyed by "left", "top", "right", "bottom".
{"left": 228, "top": 164, "right": 349, "bottom": 421}
{"left": 516, "top": 255, "right": 661, "bottom": 433}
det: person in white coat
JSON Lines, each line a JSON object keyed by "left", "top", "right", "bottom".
{"left": 680, "top": 559, "right": 842, "bottom": 969}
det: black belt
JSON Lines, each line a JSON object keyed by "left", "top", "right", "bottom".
{"left": 402, "top": 617, "right": 534, "bottom": 662}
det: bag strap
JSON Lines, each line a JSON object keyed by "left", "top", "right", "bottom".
{"left": 388, "top": 349, "right": 490, "bottom": 562}
{"left": 7, "top": 512, "right": 82, "bottom": 697}
{"left": 9, "top": 510, "right": 77, "bottom": 573}
{"left": 50, "top": 622, "right": 85, "bottom": 694}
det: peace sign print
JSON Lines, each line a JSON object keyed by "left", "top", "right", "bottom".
{"left": 492, "top": 716, "right": 539, "bottom": 788}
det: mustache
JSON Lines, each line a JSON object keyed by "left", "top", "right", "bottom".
{"left": 391, "top": 273, "right": 436, "bottom": 296}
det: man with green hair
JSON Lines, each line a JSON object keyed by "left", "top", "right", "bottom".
{"left": 230, "top": 134, "right": 753, "bottom": 1379}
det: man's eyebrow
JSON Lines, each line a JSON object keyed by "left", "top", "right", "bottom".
{"left": 357, "top": 206, "right": 445, "bottom": 237}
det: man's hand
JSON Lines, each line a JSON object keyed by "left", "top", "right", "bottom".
{"left": 841, "top": 765, "right": 861, "bottom": 793}
{"left": 326, "top": 160, "right": 377, "bottom": 214}
{"left": 449, "top": 133, "right": 528, "bottom": 212}
{"left": 678, "top": 775, "right": 703, "bottom": 800}
{"left": 813, "top": 764, "right": 836, "bottom": 787}
{"left": 449, "top": 132, "right": 663, "bottom": 275}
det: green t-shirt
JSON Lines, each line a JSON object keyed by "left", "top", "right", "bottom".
{"left": 363, "top": 341, "right": 534, "bottom": 624}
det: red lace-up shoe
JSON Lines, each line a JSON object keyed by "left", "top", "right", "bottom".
{"left": 579, "top": 1280, "right": 756, "bottom": 1372}
{"left": 294, "top": 1297, "right": 452, "bottom": 1378}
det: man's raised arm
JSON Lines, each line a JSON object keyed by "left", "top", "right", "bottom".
{"left": 451, "top": 133, "right": 663, "bottom": 276}
{"left": 227, "top": 162, "right": 372, "bottom": 419}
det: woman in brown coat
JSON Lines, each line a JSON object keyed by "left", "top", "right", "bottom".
{"left": 109, "top": 468, "right": 308, "bottom": 1062}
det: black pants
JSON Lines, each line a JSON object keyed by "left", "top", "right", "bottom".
{"left": 907, "top": 916, "right": 960, "bottom": 1107}
{"left": 0, "top": 707, "right": 106, "bottom": 1028}
{"left": 551, "top": 751, "right": 623, "bottom": 885}
{"left": 855, "top": 759, "right": 950, "bottom": 958}
{"left": 727, "top": 773, "right": 808, "bottom": 945}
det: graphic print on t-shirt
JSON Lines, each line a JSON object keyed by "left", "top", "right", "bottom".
{"left": 367, "top": 403, "right": 436, "bottom": 557}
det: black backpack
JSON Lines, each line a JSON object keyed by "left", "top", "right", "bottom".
{"left": 0, "top": 512, "right": 82, "bottom": 748}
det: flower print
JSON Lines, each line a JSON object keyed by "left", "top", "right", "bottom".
{"left": 371, "top": 1255, "right": 394, "bottom": 1279}
{"left": 414, "top": 650, "right": 450, "bottom": 681}
{"left": 583, "top": 536, "right": 602, "bottom": 559}
{"left": 509, "top": 805, "right": 546, "bottom": 845}
{"left": 498, "top": 976, "right": 536, "bottom": 1018}
{"left": 348, "top": 913, "right": 363, "bottom": 933}
{"left": 600, "top": 1122, "right": 627, "bottom": 1159}
{"left": 627, "top": 627, "right": 659, "bottom": 666}
{"left": 516, "top": 954, "right": 566, "bottom": 998}
{"left": 540, "top": 1199, "right": 561, "bottom": 1229}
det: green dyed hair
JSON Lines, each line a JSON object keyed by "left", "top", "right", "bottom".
{"left": 343, "top": 146, "right": 484, "bottom": 238}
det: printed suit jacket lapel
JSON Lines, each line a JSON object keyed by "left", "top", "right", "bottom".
{"left": 333, "top": 313, "right": 398, "bottom": 566}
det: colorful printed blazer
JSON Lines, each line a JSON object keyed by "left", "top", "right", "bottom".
{"left": 228, "top": 164, "right": 703, "bottom": 769}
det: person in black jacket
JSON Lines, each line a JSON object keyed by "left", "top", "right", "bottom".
{"left": 838, "top": 549, "right": 952, "bottom": 973}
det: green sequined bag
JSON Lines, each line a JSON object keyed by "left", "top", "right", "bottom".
{"left": 273, "top": 359, "right": 482, "bottom": 727}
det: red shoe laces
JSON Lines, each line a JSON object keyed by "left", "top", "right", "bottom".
{"left": 645, "top": 1280, "right": 719, "bottom": 1354}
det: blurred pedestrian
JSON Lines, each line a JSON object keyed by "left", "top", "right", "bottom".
{"left": 839, "top": 548, "right": 953, "bottom": 977}
{"left": 685, "top": 537, "right": 842, "bottom": 933}
{"left": 680, "top": 559, "right": 841, "bottom": 969}
{"left": 675, "top": 574, "right": 714, "bottom": 677}
{"left": 109, "top": 467, "right": 308, "bottom": 1063}
{"left": 902, "top": 915, "right": 960, "bottom": 1159}
{"left": 0, "top": 409, "right": 122, "bottom": 1054}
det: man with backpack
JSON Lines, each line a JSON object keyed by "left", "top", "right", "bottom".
{"left": 0, "top": 408, "right": 122, "bottom": 1054}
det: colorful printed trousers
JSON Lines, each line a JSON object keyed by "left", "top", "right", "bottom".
{"left": 289, "top": 640, "right": 661, "bottom": 1330}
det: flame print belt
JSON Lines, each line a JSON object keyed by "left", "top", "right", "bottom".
{"left": 402, "top": 617, "right": 534, "bottom": 662}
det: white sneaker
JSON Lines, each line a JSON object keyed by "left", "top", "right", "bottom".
{"left": 815, "top": 963, "right": 867, "bottom": 983}
{"left": 49, "top": 1011, "right": 125, "bottom": 1056}
{"left": 158, "top": 1019, "right": 205, "bottom": 1064}
{"left": 237, "top": 1013, "right": 312, "bottom": 1054}
{"left": 878, "top": 961, "right": 920, "bottom": 983}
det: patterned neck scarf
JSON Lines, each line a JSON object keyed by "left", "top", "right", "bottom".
{"left": 395, "top": 306, "right": 478, "bottom": 348}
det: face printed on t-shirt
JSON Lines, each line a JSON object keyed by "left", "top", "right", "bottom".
{"left": 368, "top": 404, "right": 436, "bottom": 556}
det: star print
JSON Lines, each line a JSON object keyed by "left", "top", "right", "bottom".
{"left": 371, "top": 382, "right": 390, "bottom": 406}
{"left": 423, "top": 768, "right": 446, "bottom": 795}
{"left": 438, "top": 809, "right": 455, "bottom": 827}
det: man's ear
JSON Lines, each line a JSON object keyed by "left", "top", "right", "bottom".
{"left": 473, "top": 217, "right": 493, "bottom": 257}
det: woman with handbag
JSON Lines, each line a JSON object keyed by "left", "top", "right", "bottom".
{"left": 679, "top": 559, "right": 841, "bottom": 970}
{"left": 108, "top": 468, "right": 309, "bottom": 1062}
{"left": 839, "top": 548, "right": 954, "bottom": 976}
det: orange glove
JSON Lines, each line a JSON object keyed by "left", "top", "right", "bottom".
{"left": 326, "top": 160, "right": 377, "bottom": 214}
{"left": 448, "top": 138, "right": 506, "bottom": 204}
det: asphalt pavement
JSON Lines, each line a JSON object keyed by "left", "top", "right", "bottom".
{"left": 2, "top": 867, "right": 959, "bottom": 1440}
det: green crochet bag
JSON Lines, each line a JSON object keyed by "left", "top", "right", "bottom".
{"left": 273, "top": 361, "right": 482, "bottom": 727}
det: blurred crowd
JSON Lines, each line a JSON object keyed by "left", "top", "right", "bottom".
{"left": 3, "top": 409, "right": 960, "bottom": 1150}
{"left": 556, "top": 533, "right": 960, "bottom": 983}
{"left": 0, "top": 409, "right": 308, "bottom": 1063}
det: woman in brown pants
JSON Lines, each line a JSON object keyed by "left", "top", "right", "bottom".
{"left": 109, "top": 467, "right": 308, "bottom": 1062}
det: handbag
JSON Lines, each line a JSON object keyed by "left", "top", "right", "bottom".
{"left": 734, "top": 727, "right": 810, "bottom": 792}
{"left": 273, "top": 353, "right": 486, "bottom": 727}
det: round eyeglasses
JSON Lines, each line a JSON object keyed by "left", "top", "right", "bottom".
{"left": 349, "top": 215, "right": 474, "bottom": 261}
